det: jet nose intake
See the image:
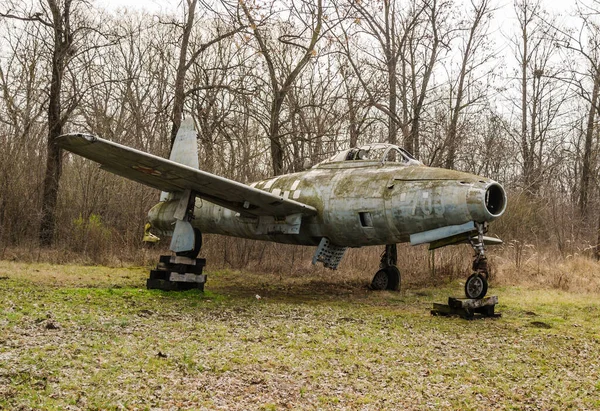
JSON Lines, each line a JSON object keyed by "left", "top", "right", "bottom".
{"left": 485, "top": 183, "right": 506, "bottom": 217}
{"left": 467, "top": 181, "right": 507, "bottom": 222}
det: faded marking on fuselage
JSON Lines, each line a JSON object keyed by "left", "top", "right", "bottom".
{"left": 264, "top": 178, "right": 279, "bottom": 190}
{"left": 291, "top": 180, "right": 300, "bottom": 191}
{"left": 293, "top": 190, "right": 302, "bottom": 200}
{"left": 272, "top": 188, "right": 281, "bottom": 196}
{"left": 249, "top": 182, "right": 257, "bottom": 188}
{"left": 402, "top": 190, "right": 445, "bottom": 217}
{"left": 283, "top": 191, "right": 290, "bottom": 200}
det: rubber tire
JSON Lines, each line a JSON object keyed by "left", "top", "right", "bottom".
{"left": 371, "top": 269, "right": 389, "bottom": 290}
{"left": 465, "top": 273, "right": 488, "bottom": 299}
{"left": 385, "top": 266, "right": 401, "bottom": 291}
{"left": 176, "top": 228, "right": 202, "bottom": 259}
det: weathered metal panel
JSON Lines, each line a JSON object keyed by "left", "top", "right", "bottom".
{"left": 410, "top": 222, "right": 476, "bottom": 245}
{"left": 169, "top": 219, "right": 195, "bottom": 252}
{"left": 256, "top": 214, "right": 302, "bottom": 235}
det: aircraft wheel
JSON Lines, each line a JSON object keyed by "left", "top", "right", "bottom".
{"left": 371, "top": 269, "right": 389, "bottom": 290}
{"left": 176, "top": 228, "right": 202, "bottom": 259}
{"left": 385, "top": 266, "right": 401, "bottom": 291}
{"left": 465, "top": 273, "right": 488, "bottom": 299}
{"left": 371, "top": 267, "right": 401, "bottom": 291}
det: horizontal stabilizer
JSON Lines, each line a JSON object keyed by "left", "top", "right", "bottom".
{"left": 57, "top": 133, "right": 317, "bottom": 218}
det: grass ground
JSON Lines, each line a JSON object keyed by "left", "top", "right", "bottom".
{"left": 1, "top": 260, "right": 599, "bottom": 410}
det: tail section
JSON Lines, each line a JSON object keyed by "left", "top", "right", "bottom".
{"left": 161, "top": 118, "right": 200, "bottom": 254}
{"left": 169, "top": 118, "right": 199, "bottom": 168}
{"left": 160, "top": 118, "right": 199, "bottom": 201}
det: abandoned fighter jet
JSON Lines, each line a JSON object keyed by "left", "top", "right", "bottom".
{"left": 57, "top": 119, "right": 506, "bottom": 299}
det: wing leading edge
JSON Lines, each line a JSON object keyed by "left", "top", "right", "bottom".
{"left": 57, "top": 133, "right": 317, "bottom": 218}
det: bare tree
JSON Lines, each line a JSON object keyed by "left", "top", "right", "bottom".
{"left": 510, "top": 0, "right": 567, "bottom": 194}
{"left": 402, "top": 0, "right": 449, "bottom": 156}
{"left": 239, "top": 0, "right": 324, "bottom": 175}
{"left": 285, "top": 52, "right": 348, "bottom": 169}
{"left": 168, "top": 0, "right": 242, "bottom": 149}
{"left": 0, "top": 22, "right": 49, "bottom": 244}
{"left": 1, "top": 0, "right": 107, "bottom": 245}
{"left": 338, "top": 0, "right": 426, "bottom": 150}
{"left": 556, "top": 1, "right": 600, "bottom": 216}
{"left": 443, "top": 0, "right": 495, "bottom": 169}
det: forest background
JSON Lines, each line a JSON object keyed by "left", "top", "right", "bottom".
{"left": 0, "top": 0, "right": 599, "bottom": 291}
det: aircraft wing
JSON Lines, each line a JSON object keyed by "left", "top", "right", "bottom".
{"left": 57, "top": 133, "right": 317, "bottom": 218}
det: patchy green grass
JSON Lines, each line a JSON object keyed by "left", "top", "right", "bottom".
{"left": 1, "top": 260, "right": 599, "bottom": 410}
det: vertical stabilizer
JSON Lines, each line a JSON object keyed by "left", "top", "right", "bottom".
{"left": 160, "top": 118, "right": 199, "bottom": 201}
{"left": 169, "top": 118, "right": 199, "bottom": 169}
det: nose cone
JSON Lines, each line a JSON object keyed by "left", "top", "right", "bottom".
{"left": 467, "top": 181, "right": 507, "bottom": 222}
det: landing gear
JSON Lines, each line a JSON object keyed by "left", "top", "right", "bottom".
{"left": 176, "top": 228, "right": 202, "bottom": 259}
{"left": 371, "top": 244, "right": 401, "bottom": 291}
{"left": 170, "top": 190, "right": 202, "bottom": 258}
{"left": 147, "top": 190, "right": 207, "bottom": 291}
{"left": 465, "top": 273, "right": 488, "bottom": 300}
{"left": 465, "top": 222, "right": 490, "bottom": 299}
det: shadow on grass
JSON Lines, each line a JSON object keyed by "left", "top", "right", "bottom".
{"left": 199, "top": 269, "right": 448, "bottom": 306}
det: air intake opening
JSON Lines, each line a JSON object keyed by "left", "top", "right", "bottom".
{"left": 485, "top": 184, "right": 506, "bottom": 216}
{"left": 359, "top": 212, "right": 373, "bottom": 227}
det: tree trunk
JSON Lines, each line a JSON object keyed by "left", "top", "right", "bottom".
{"left": 347, "top": 94, "right": 359, "bottom": 147}
{"left": 445, "top": 115, "right": 459, "bottom": 169}
{"left": 528, "top": 70, "right": 539, "bottom": 193}
{"left": 39, "top": 129, "right": 63, "bottom": 246}
{"left": 170, "top": 0, "right": 198, "bottom": 149}
{"left": 388, "top": 57, "right": 398, "bottom": 146}
{"left": 579, "top": 70, "right": 600, "bottom": 216}
{"left": 269, "top": 94, "right": 285, "bottom": 175}
{"left": 400, "top": 59, "right": 412, "bottom": 153}
{"left": 519, "top": 5, "right": 533, "bottom": 193}
{"left": 596, "top": 208, "right": 600, "bottom": 261}
{"left": 39, "top": 0, "right": 70, "bottom": 246}
{"left": 410, "top": 0, "right": 439, "bottom": 158}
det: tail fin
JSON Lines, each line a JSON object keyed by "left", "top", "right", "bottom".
{"left": 160, "top": 118, "right": 199, "bottom": 201}
{"left": 161, "top": 118, "right": 199, "bottom": 254}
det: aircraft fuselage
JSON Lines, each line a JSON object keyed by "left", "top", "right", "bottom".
{"left": 148, "top": 161, "right": 505, "bottom": 248}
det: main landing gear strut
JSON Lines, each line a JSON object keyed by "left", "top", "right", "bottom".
{"left": 371, "top": 244, "right": 401, "bottom": 291}
{"left": 465, "top": 222, "right": 489, "bottom": 299}
{"left": 147, "top": 191, "right": 207, "bottom": 291}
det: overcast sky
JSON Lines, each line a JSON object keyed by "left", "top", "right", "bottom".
{"left": 97, "top": 0, "right": 573, "bottom": 14}
{"left": 96, "top": 0, "right": 179, "bottom": 13}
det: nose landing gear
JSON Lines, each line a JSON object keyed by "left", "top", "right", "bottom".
{"left": 465, "top": 222, "right": 489, "bottom": 299}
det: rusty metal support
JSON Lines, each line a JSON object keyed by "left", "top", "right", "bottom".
{"left": 380, "top": 244, "right": 398, "bottom": 269}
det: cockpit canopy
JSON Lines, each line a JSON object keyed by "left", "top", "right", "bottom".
{"left": 319, "top": 143, "right": 422, "bottom": 166}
